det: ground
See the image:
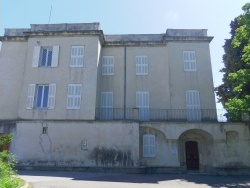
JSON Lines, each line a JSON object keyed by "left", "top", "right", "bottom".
{"left": 19, "top": 170, "right": 250, "bottom": 188}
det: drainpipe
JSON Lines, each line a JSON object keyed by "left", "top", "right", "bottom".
{"left": 124, "top": 46, "right": 127, "bottom": 119}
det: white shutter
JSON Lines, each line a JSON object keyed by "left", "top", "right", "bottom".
{"left": 101, "top": 92, "right": 113, "bottom": 108}
{"left": 67, "top": 84, "right": 82, "bottom": 109}
{"left": 186, "top": 90, "right": 201, "bottom": 121}
{"left": 149, "top": 136, "right": 155, "bottom": 156}
{"left": 186, "top": 90, "right": 200, "bottom": 108}
{"left": 102, "top": 56, "right": 114, "bottom": 75}
{"left": 136, "top": 56, "right": 148, "bottom": 75}
{"left": 51, "top": 46, "right": 59, "bottom": 67}
{"left": 136, "top": 92, "right": 149, "bottom": 108}
{"left": 26, "top": 84, "right": 36, "bottom": 109}
{"left": 183, "top": 51, "right": 196, "bottom": 71}
{"left": 143, "top": 134, "right": 155, "bottom": 157}
{"left": 143, "top": 135, "right": 149, "bottom": 157}
{"left": 70, "top": 46, "right": 84, "bottom": 67}
{"left": 32, "top": 46, "right": 40, "bottom": 67}
{"left": 100, "top": 92, "right": 113, "bottom": 120}
{"left": 48, "top": 84, "right": 56, "bottom": 109}
{"left": 136, "top": 92, "right": 149, "bottom": 121}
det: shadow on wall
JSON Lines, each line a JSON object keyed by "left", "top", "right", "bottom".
{"left": 89, "top": 146, "right": 134, "bottom": 167}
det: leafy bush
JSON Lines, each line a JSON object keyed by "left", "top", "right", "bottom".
{"left": 0, "top": 134, "right": 22, "bottom": 188}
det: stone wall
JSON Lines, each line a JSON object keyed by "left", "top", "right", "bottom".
{"left": 11, "top": 121, "right": 250, "bottom": 172}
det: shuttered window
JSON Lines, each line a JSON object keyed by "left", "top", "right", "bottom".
{"left": 26, "top": 84, "right": 56, "bottom": 109}
{"left": 186, "top": 90, "right": 201, "bottom": 121}
{"left": 183, "top": 51, "right": 196, "bottom": 71}
{"left": 100, "top": 92, "right": 113, "bottom": 120}
{"left": 32, "top": 46, "right": 59, "bottom": 67}
{"left": 136, "top": 56, "right": 148, "bottom": 75}
{"left": 102, "top": 56, "right": 114, "bottom": 75}
{"left": 136, "top": 91, "right": 149, "bottom": 121}
{"left": 70, "top": 46, "right": 84, "bottom": 67}
{"left": 143, "top": 134, "right": 155, "bottom": 157}
{"left": 26, "top": 84, "right": 36, "bottom": 109}
{"left": 67, "top": 84, "right": 82, "bottom": 109}
{"left": 48, "top": 84, "right": 56, "bottom": 109}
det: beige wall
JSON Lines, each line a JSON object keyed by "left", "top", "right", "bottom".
{"left": 0, "top": 41, "right": 27, "bottom": 119}
{"left": 99, "top": 42, "right": 215, "bottom": 111}
{"left": 139, "top": 122, "right": 250, "bottom": 169}
{"left": 17, "top": 36, "right": 101, "bottom": 120}
{"left": 99, "top": 45, "right": 171, "bottom": 110}
{"left": 0, "top": 35, "right": 216, "bottom": 121}
{"left": 125, "top": 46, "right": 170, "bottom": 109}
{"left": 168, "top": 42, "right": 216, "bottom": 110}
{"left": 99, "top": 47, "right": 125, "bottom": 108}
{"left": 11, "top": 121, "right": 250, "bottom": 169}
{"left": 12, "top": 121, "right": 139, "bottom": 167}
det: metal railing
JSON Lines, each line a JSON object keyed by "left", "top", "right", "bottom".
{"left": 95, "top": 108, "right": 229, "bottom": 122}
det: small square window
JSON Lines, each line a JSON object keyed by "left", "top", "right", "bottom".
{"left": 42, "top": 127, "right": 48, "bottom": 134}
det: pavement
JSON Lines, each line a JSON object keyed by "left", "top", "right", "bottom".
{"left": 18, "top": 170, "right": 250, "bottom": 188}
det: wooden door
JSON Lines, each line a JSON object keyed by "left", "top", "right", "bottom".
{"left": 185, "top": 141, "right": 199, "bottom": 170}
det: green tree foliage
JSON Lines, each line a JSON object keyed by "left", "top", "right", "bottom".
{"left": 0, "top": 134, "right": 23, "bottom": 188}
{"left": 216, "top": 3, "right": 250, "bottom": 121}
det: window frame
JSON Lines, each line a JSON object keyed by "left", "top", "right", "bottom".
{"left": 102, "top": 56, "right": 114, "bottom": 75}
{"left": 136, "top": 55, "right": 148, "bottom": 75}
{"left": 32, "top": 46, "right": 59, "bottom": 68}
{"left": 40, "top": 47, "right": 53, "bottom": 67}
{"left": 70, "top": 46, "right": 84, "bottom": 67}
{"left": 35, "top": 85, "right": 50, "bottom": 108}
{"left": 26, "top": 84, "right": 56, "bottom": 109}
{"left": 183, "top": 51, "right": 197, "bottom": 71}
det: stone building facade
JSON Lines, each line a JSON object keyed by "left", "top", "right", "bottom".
{"left": 0, "top": 23, "right": 249, "bottom": 174}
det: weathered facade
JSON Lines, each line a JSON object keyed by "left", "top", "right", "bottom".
{"left": 0, "top": 23, "right": 249, "bottom": 174}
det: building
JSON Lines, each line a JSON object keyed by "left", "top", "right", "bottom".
{"left": 0, "top": 23, "right": 249, "bottom": 174}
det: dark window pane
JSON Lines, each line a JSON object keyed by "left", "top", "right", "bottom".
{"left": 41, "top": 49, "right": 47, "bottom": 66}
{"left": 36, "top": 86, "right": 43, "bottom": 108}
{"left": 42, "top": 86, "right": 49, "bottom": 107}
{"left": 47, "top": 50, "right": 52, "bottom": 66}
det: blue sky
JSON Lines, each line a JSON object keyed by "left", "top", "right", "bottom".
{"left": 1, "top": 0, "right": 249, "bottom": 107}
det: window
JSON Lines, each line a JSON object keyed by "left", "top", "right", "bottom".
{"left": 36, "top": 85, "right": 49, "bottom": 108}
{"left": 100, "top": 92, "right": 113, "bottom": 120}
{"left": 67, "top": 84, "right": 82, "bottom": 109}
{"left": 143, "top": 134, "right": 155, "bottom": 157}
{"left": 136, "top": 91, "right": 149, "bottom": 121}
{"left": 136, "top": 56, "right": 148, "bottom": 75}
{"left": 102, "top": 56, "right": 114, "bottom": 75}
{"left": 26, "top": 84, "right": 56, "bottom": 109}
{"left": 70, "top": 46, "right": 84, "bottom": 67}
{"left": 186, "top": 90, "right": 201, "bottom": 121}
{"left": 183, "top": 51, "right": 196, "bottom": 71}
{"left": 32, "top": 46, "right": 59, "bottom": 67}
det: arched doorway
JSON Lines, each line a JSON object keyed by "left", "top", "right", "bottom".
{"left": 185, "top": 141, "right": 199, "bottom": 170}
{"left": 179, "top": 129, "right": 213, "bottom": 171}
